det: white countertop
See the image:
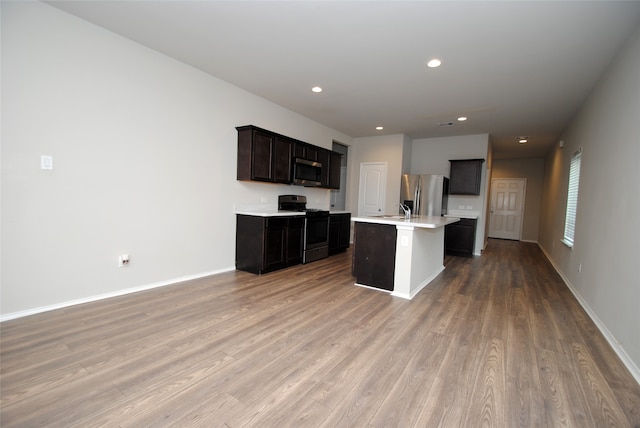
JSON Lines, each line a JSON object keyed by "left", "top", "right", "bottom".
{"left": 236, "top": 209, "right": 351, "bottom": 217}
{"left": 445, "top": 210, "right": 480, "bottom": 219}
{"left": 352, "top": 215, "right": 459, "bottom": 229}
{"left": 235, "top": 210, "right": 306, "bottom": 217}
{"left": 445, "top": 213, "right": 479, "bottom": 220}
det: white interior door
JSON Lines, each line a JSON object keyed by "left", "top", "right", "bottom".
{"left": 358, "top": 162, "right": 387, "bottom": 216}
{"left": 489, "top": 178, "right": 526, "bottom": 240}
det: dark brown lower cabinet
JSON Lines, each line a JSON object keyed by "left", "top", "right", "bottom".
{"left": 285, "top": 217, "right": 305, "bottom": 265}
{"left": 353, "top": 222, "right": 396, "bottom": 291}
{"left": 329, "top": 213, "right": 351, "bottom": 254}
{"left": 236, "top": 214, "right": 304, "bottom": 274}
{"left": 445, "top": 218, "right": 477, "bottom": 257}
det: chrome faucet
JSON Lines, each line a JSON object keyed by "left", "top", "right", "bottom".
{"left": 399, "top": 203, "right": 411, "bottom": 220}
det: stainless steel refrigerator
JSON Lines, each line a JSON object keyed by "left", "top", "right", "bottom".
{"left": 400, "top": 174, "right": 449, "bottom": 216}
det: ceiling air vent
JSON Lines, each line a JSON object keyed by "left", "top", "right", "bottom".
{"left": 437, "top": 121, "right": 454, "bottom": 127}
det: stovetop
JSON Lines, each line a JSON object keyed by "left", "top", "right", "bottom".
{"left": 279, "top": 207, "right": 329, "bottom": 216}
{"left": 278, "top": 195, "right": 328, "bottom": 214}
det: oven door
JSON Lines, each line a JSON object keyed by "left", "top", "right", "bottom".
{"left": 303, "top": 212, "right": 329, "bottom": 263}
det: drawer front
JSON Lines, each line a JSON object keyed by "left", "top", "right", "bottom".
{"left": 457, "top": 218, "right": 477, "bottom": 227}
{"left": 288, "top": 217, "right": 305, "bottom": 228}
{"left": 265, "top": 217, "right": 288, "bottom": 229}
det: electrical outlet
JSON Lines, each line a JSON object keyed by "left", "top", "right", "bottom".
{"left": 118, "top": 254, "right": 130, "bottom": 267}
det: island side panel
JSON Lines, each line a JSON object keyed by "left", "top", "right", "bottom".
{"left": 353, "top": 222, "right": 397, "bottom": 291}
{"left": 392, "top": 227, "right": 414, "bottom": 298}
{"left": 410, "top": 227, "right": 445, "bottom": 297}
{"left": 392, "top": 226, "right": 446, "bottom": 299}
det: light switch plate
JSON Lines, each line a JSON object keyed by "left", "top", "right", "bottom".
{"left": 40, "top": 155, "right": 53, "bottom": 170}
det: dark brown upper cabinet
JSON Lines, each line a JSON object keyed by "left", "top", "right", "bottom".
{"left": 294, "top": 142, "right": 319, "bottom": 162}
{"left": 318, "top": 148, "right": 331, "bottom": 188}
{"left": 449, "top": 159, "right": 485, "bottom": 195}
{"left": 237, "top": 125, "right": 292, "bottom": 184}
{"left": 237, "top": 125, "right": 342, "bottom": 189}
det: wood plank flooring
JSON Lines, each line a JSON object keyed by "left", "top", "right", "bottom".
{"left": 2, "top": 239, "right": 640, "bottom": 427}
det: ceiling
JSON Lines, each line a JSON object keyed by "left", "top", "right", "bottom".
{"left": 47, "top": 1, "right": 640, "bottom": 159}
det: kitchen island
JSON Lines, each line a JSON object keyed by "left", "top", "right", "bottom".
{"left": 352, "top": 215, "right": 459, "bottom": 299}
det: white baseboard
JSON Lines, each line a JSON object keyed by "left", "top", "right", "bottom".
{"left": 0, "top": 266, "right": 236, "bottom": 322}
{"left": 391, "top": 266, "right": 445, "bottom": 300}
{"left": 538, "top": 244, "right": 640, "bottom": 386}
{"left": 354, "top": 283, "right": 392, "bottom": 294}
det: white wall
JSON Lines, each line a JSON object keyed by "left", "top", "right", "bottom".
{"left": 401, "top": 134, "right": 413, "bottom": 174}
{"left": 411, "top": 134, "right": 490, "bottom": 255}
{"left": 539, "top": 25, "right": 640, "bottom": 380}
{"left": 0, "top": 2, "right": 352, "bottom": 317}
{"left": 492, "top": 158, "right": 545, "bottom": 242}
{"left": 346, "top": 134, "right": 407, "bottom": 216}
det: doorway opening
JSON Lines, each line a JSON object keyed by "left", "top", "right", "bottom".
{"left": 331, "top": 142, "right": 348, "bottom": 210}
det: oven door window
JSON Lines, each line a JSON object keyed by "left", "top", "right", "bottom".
{"left": 305, "top": 217, "right": 329, "bottom": 248}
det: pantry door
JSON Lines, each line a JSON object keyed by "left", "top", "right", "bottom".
{"left": 489, "top": 178, "right": 526, "bottom": 240}
{"left": 358, "top": 162, "right": 387, "bottom": 217}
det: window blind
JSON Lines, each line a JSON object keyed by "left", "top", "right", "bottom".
{"left": 563, "top": 150, "right": 582, "bottom": 246}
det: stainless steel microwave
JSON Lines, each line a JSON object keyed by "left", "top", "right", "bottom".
{"left": 293, "top": 158, "right": 322, "bottom": 186}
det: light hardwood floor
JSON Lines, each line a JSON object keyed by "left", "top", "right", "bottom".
{"left": 2, "top": 239, "right": 639, "bottom": 427}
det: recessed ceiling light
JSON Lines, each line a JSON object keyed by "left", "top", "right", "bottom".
{"left": 518, "top": 137, "right": 528, "bottom": 144}
{"left": 457, "top": 116, "right": 467, "bottom": 122}
{"left": 376, "top": 126, "right": 384, "bottom": 130}
{"left": 427, "top": 58, "right": 442, "bottom": 68}
{"left": 311, "top": 86, "right": 322, "bottom": 93}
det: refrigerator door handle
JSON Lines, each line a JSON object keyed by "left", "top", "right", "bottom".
{"left": 415, "top": 176, "right": 422, "bottom": 215}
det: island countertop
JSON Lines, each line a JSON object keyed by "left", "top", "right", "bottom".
{"left": 351, "top": 215, "right": 459, "bottom": 229}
